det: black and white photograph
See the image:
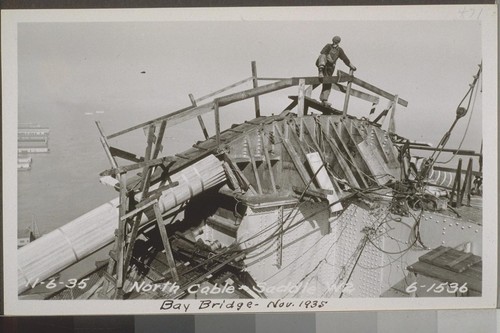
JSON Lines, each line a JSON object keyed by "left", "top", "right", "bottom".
{"left": 2, "top": 5, "right": 497, "bottom": 315}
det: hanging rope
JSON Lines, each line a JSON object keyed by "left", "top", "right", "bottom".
{"left": 436, "top": 64, "right": 482, "bottom": 164}
{"left": 417, "top": 64, "right": 482, "bottom": 181}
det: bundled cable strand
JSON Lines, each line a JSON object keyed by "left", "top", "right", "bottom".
{"left": 18, "top": 155, "right": 227, "bottom": 294}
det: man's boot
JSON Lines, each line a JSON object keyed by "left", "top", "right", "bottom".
{"left": 318, "top": 66, "right": 324, "bottom": 78}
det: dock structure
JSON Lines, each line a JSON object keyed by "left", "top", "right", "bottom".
{"left": 17, "top": 124, "right": 50, "bottom": 169}
{"left": 18, "top": 62, "right": 483, "bottom": 301}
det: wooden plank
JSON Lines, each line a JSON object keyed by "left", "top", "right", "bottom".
{"left": 432, "top": 166, "right": 482, "bottom": 178}
{"left": 139, "top": 181, "right": 180, "bottom": 205}
{"left": 332, "top": 83, "right": 380, "bottom": 104}
{"left": 107, "top": 75, "right": 350, "bottom": 140}
{"left": 340, "top": 120, "right": 375, "bottom": 186}
{"left": 245, "top": 136, "right": 263, "bottom": 194}
{"left": 100, "top": 157, "right": 175, "bottom": 177}
{"left": 189, "top": 94, "right": 210, "bottom": 140}
{"left": 153, "top": 203, "right": 179, "bottom": 281}
{"left": 119, "top": 199, "right": 157, "bottom": 222}
{"left": 274, "top": 124, "right": 316, "bottom": 191}
{"left": 257, "top": 76, "right": 344, "bottom": 85}
{"left": 319, "top": 123, "right": 360, "bottom": 188}
{"left": 195, "top": 76, "right": 254, "bottom": 103}
{"left": 108, "top": 102, "right": 215, "bottom": 139}
{"left": 109, "top": 147, "right": 144, "bottom": 163}
{"left": 293, "top": 186, "right": 333, "bottom": 199}
{"left": 141, "top": 125, "right": 156, "bottom": 197}
{"left": 338, "top": 70, "right": 408, "bottom": 107}
{"left": 296, "top": 119, "right": 342, "bottom": 196}
{"left": 77, "top": 276, "right": 105, "bottom": 300}
{"left": 122, "top": 213, "right": 143, "bottom": 280}
{"left": 288, "top": 96, "right": 343, "bottom": 115}
{"left": 357, "top": 141, "right": 392, "bottom": 185}
{"left": 96, "top": 121, "right": 119, "bottom": 169}
{"left": 461, "top": 158, "right": 474, "bottom": 206}
{"left": 116, "top": 175, "right": 128, "bottom": 289}
{"left": 329, "top": 119, "right": 369, "bottom": 187}
{"left": 214, "top": 101, "right": 221, "bottom": 148}
{"left": 152, "top": 120, "right": 167, "bottom": 160}
{"left": 283, "top": 99, "right": 298, "bottom": 112}
{"left": 388, "top": 94, "right": 398, "bottom": 133}
{"left": 408, "top": 145, "right": 480, "bottom": 156}
{"left": 222, "top": 154, "right": 256, "bottom": 194}
{"left": 277, "top": 206, "right": 284, "bottom": 268}
{"left": 450, "top": 159, "right": 463, "bottom": 207}
{"left": 407, "top": 261, "right": 481, "bottom": 292}
{"left": 297, "top": 79, "right": 306, "bottom": 117}
{"left": 342, "top": 69, "right": 355, "bottom": 116}
{"left": 251, "top": 61, "right": 261, "bottom": 117}
{"left": 217, "top": 79, "right": 294, "bottom": 107}
{"left": 306, "top": 152, "right": 343, "bottom": 212}
{"left": 222, "top": 162, "right": 242, "bottom": 192}
{"left": 260, "top": 131, "right": 277, "bottom": 193}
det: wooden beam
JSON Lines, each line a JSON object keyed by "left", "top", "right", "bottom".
{"left": 432, "top": 165, "right": 481, "bottom": 178}
{"left": 245, "top": 136, "right": 263, "bottom": 194}
{"left": 153, "top": 203, "right": 179, "bottom": 281}
{"left": 260, "top": 131, "right": 278, "bottom": 193}
{"left": 450, "top": 159, "right": 463, "bottom": 207}
{"left": 108, "top": 102, "right": 214, "bottom": 139}
{"left": 96, "top": 121, "right": 118, "bottom": 169}
{"left": 338, "top": 70, "right": 408, "bottom": 107}
{"left": 460, "top": 158, "right": 473, "bottom": 206}
{"left": 297, "top": 79, "right": 306, "bottom": 117}
{"left": 293, "top": 186, "right": 333, "bottom": 199}
{"left": 152, "top": 120, "right": 167, "bottom": 160}
{"left": 122, "top": 214, "right": 143, "bottom": 280}
{"left": 388, "top": 95, "right": 398, "bottom": 133}
{"left": 320, "top": 122, "right": 360, "bottom": 188}
{"left": 330, "top": 119, "right": 370, "bottom": 188}
{"left": 222, "top": 162, "right": 242, "bottom": 192}
{"left": 407, "top": 145, "right": 480, "bottom": 156}
{"left": 331, "top": 83, "right": 380, "bottom": 104}
{"left": 217, "top": 79, "right": 294, "bottom": 107}
{"left": 139, "top": 181, "right": 180, "bottom": 206}
{"left": 214, "top": 101, "right": 221, "bottom": 148}
{"left": 258, "top": 76, "right": 347, "bottom": 85}
{"left": 274, "top": 124, "right": 316, "bottom": 190}
{"left": 116, "top": 174, "right": 128, "bottom": 289}
{"left": 288, "top": 96, "right": 343, "bottom": 115}
{"left": 189, "top": 94, "right": 210, "bottom": 140}
{"left": 342, "top": 69, "right": 355, "bottom": 117}
{"left": 300, "top": 119, "right": 342, "bottom": 194}
{"left": 283, "top": 99, "right": 298, "bottom": 112}
{"left": 109, "top": 147, "right": 144, "bottom": 163}
{"left": 222, "top": 153, "right": 256, "bottom": 194}
{"left": 107, "top": 74, "right": 362, "bottom": 140}
{"left": 100, "top": 157, "right": 175, "bottom": 177}
{"left": 141, "top": 125, "right": 156, "bottom": 197}
{"left": 194, "top": 76, "right": 253, "bottom": 103}
{"left": 251, "top": 61, "right": 261, "bottom": 117}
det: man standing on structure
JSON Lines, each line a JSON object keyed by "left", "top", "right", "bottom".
{"left": 316, "top": 35, "right": 357, "bottom": 106}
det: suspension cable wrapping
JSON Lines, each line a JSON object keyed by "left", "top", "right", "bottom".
{"left": 18, "top": 155, "right": 226, "bottom": 294}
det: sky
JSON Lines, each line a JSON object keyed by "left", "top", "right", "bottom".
{"left": 17, "top": 16, "right": 484, "bottom": 155}
{"left": 10, "top": 9, "right": 489, "bottom": 232}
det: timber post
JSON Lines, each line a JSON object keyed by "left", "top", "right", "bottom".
{"left": 251, "top": 61, "right": 261, "bottom": 117}
{"left": 342, "top": 68, "right": 355, "bottom": 117}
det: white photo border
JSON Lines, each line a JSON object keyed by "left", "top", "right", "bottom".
{"left": 2, "top": 5, "right": 498, "bottom": 315}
